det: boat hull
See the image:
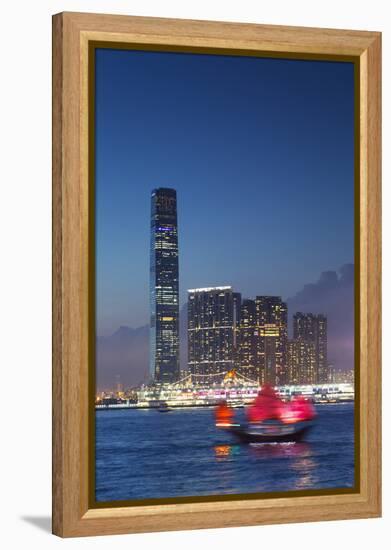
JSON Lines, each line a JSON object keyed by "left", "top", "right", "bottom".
{"left": 222, "top": 421, "right": 313, "bottom": 443}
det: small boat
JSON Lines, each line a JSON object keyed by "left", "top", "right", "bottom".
{"left": 228, "top": 401, "right": 245, "bottom": 409}
{"left": 219, "top": 420, "right": 313, "bottom": 444}
{"left": 157, "top": 402, "right": 172, "bottom": 413}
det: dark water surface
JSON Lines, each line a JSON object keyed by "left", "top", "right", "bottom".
{"left": 95, "top": 403, "right": 355, "bottom": 502}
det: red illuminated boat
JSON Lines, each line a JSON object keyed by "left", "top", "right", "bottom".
{"left": 215, "top": 384, "right": 316, "bottom": 444}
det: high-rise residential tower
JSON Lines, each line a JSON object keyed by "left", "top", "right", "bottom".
{"left": 287, "top": 339, "right": 317, "bottom": 384}
{"left": 255, "top": 296, "right": 288, "bottom": 385}
{"left": 150, "top": 188, "right": 179, "bottom": 383}
{"left": 188, "top": 287, "right": 239, "bottom": 382}
{"left": 237, "top": 299, "right": 258, "bottom": 381}
{"left": 293, "top": 312, "right": 328, "bottom": 383}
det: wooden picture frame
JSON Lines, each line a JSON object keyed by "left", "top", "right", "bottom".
{"left": 52, "top": 11, "right": 381, "bottom": 537}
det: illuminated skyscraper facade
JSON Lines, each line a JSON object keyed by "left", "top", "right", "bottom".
{"left": 150, "top": 188, "right": 179, "bottom": 383}
{"left": 255, "top": 296, "right": 288, "bottom": 385}
{"left": 287, "top": 339, "right": 317, "bottom": 384}
{"left": 293, "top": 312, "right": 328, "bottom": 383}
{"left": 237, "top": 299, "right": 257, "bottom": 380}
{"left": 188, "top": 287, "right": 238, "bottom": 381}
{"left": 236, "top": 296, "right": 288, "bottom": 384}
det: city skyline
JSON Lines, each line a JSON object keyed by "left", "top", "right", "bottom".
{"left": 148, "top": 187, "right": 330, "bottom": 386}
{"left": 187, "top": 285, "right": 327, "bottom": 387}
{"left": 96, "top": 262, "right": 354, "bottom": 389}
{"left": 96, "top": 187, "right": 354, "bottom": 388}
{"left": 95, "top": 181, "right": 347, "bottom": 389}
{"left": 95, "top": 49, "right": 354, "bottom": 338}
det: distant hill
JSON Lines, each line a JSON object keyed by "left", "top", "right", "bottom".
{"left": 96, "top": 304, "right": 188, "bottom": 390}
{"left": 96, "top": 325, "right": 149, "bottom": 390}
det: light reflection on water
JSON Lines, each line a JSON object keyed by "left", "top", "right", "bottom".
{"left": 96, "top": 403, "right": 354, "bottom": 502}
{"left": 213, "top": 442, "right": 318, "bottom": 490}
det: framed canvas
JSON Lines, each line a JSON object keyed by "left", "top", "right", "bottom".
{"left": 52, "top": 12, "right": 381, "bottom": 537}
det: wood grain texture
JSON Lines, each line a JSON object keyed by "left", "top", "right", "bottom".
{"left": 361, "top": 34, "right": 382, "bottom": 513}
{"left": 52, "top": 12, "right": 382, "bottom": 538}
{"left": 64, "top": 11, "right": 379, "bottom": 55}
{"left": 52, "top": 12, "right": 63, "bottom": 537}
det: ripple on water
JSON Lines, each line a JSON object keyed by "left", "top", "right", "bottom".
{"left": 95, "top": 403, "right": 355, "bottom": 502}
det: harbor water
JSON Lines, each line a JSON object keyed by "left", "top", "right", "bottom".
{"left": 95, "top": 402, "right": 355, "bottom": 502}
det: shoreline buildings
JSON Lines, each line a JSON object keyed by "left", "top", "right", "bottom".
{"left": 150, "top": 188, "right": 180, "bottom": 383}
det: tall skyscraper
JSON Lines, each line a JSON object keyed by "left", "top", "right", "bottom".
{"left": 150, "top": 188, "right": 179, "bottom": 383}
{"left": 293, "top": 312, "right": 328, "bottom": 383}
{"left": 188, "top": 287, "right": 239, "bottom": 382}
{"left": 255, "top": 296, "right": 288, "bottom": 385}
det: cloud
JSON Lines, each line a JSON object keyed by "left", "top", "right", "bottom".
{"left": 287, "top": 263, "right": 354, "bottom": 371}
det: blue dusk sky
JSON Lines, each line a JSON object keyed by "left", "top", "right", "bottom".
{"left": 95, "top": 48, "right": 354, "bottom": 337}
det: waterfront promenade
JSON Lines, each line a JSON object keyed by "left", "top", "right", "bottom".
{"left": 96, "top": 382, "right": 354, "bottom": 410}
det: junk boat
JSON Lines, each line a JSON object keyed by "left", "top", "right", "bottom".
{"left": 215, "top": 384, "right": 316, "bottom": 444}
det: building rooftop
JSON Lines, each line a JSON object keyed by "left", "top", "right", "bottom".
{"left": 187, "top": 286, "right": 232, "bottom": 293}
